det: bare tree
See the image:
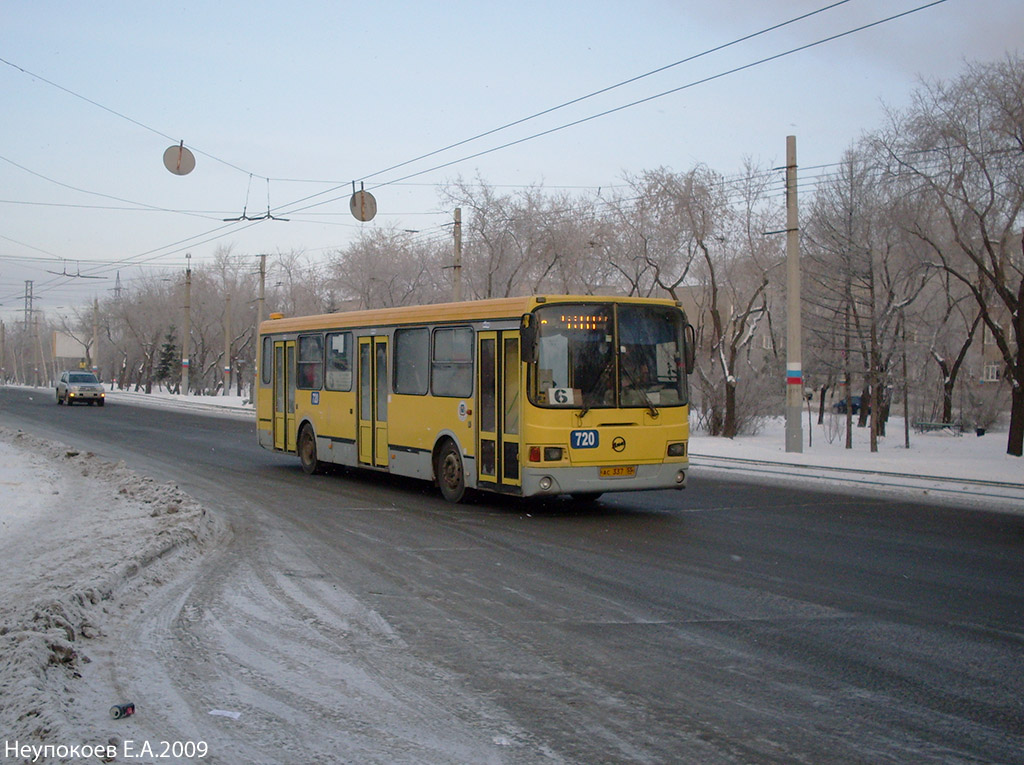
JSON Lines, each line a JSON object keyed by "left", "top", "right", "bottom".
{"left": 440, "top": 177, "right": 600, "bottom": 299}
{"left": 329, "top": 227, "right": 448, "bottom": 309}
{"left": 617, "top": 164, "right": 782, "bottom": 436}
{"left": 877, "top": 55, "right": 1024, "bottom": 456}
{"left": 805, "top": 146, "right": 927, "bottom": 450}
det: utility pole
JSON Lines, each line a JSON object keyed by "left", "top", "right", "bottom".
{"left": 34, "top": 311, "right": 47, "bottom": 386}
{"left": 223, "top": 293, "right": 232, "bottom": 396}
{"left": 257, "top": 254, "right": 267, "bottom": 327}
{"left": 255, "top": 253, "right": 267, "bottom": 395}
{"left": 92, "top": 297, "right": 100, "bottom": 379}
{"left": 453, "top": 207, "right": 463, "bottom": 302}
{"left": 181, "top": 254, "right": 192, "bottom": 395}
{"left": 785, "top": 135, "right": 804, "bottom": 453}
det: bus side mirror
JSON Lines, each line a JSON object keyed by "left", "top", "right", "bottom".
{"left": 520, "top": 313, "right": 537, "bottom": 363}
{"left": 684, "top": 324, "right": 696, "bottom": 374}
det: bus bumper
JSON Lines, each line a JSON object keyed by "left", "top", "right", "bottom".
{"left": 521, "top": 462, "right": 688, "bottom": 497}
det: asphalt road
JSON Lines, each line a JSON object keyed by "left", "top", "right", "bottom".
{"left": 3, "top": 386, "right": 1023, "bottom": 764}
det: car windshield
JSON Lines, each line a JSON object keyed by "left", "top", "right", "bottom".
{"left": 69, "top": 373, "right": 99, "bottom": 384}
{"left": 530, "top": 303, "right": 688, "bottom": 410}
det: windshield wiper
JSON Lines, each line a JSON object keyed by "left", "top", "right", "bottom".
{"left": 578, "top": 355, "right": 615, "bottom": 418}
{"left": 620, "top": 363, "right": 659, "bottom": 419}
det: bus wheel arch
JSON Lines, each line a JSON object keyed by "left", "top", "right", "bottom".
{"left": 434, "top": 437, "right": 466, "bottom": 503}
{"left": 298, "top": 422, "right": 323, "bottom": 475}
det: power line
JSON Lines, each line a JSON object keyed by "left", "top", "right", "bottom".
{"left": 274, "top": 0, "right": 951, "bottom": 219}
{"left": 0, "top": 2, "right": 854, "bottom": 191}
{"left": 354, "top": 0, "right": 856, "bottom": 186}
{"left": 0, "top": 56, "right": 261, "bottom": 179}
{"left": 0, "top": 154, "right": 227, "bottom": 221}
{"left": 3, "top": 0, "right": 953, "bottom": 304}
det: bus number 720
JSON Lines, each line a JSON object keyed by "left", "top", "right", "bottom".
{"left": 571, "top": 429, "right": 599, "bottom": 449}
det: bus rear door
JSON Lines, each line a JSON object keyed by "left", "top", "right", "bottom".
{"left": 477, "top": 330, "right": 521, "bottom": 491}
{"left": 273, "top": 339, "right": 296, "bottom": 452}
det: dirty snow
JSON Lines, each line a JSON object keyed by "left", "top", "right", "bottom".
{"left": 1, "top": 386, "right": 1022, "bottom": 763}
{"left": 0, "top": 425, "right": 223, "bottom": 763}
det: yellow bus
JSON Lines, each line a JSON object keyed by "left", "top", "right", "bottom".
{"left": 256, "top": 295, "right": 695, "bottom": 502}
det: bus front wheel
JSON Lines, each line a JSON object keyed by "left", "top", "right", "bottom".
{"left": 436, "top": 440, "right": 466, "bottom": 503}
{"left": 298, "top": 426, "right": 323, "bottom": 475}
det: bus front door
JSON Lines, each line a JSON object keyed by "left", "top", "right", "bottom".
{"left": 273, "top": 339, "right": 296, "bottom": 452}
{"left": 477, "top": 330, "right": 521, "bottom": 490}
{"left": 358, "top": 335, "right": 389, "bottom": 468}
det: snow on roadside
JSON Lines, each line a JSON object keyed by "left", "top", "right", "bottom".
{"left": 0, "top": 425, "right": 224, "bottom": 760}
{"left": 691, "top": 415, "right": 1023, "bottom": 485}
{"left": 689, "top": 416, "right": 1024, "bottom": 511}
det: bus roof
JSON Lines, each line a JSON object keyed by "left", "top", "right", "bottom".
{"left": 259, "top": 294, "right": 682, "bottom": 335}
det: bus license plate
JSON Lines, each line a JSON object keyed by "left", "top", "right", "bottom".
{"left": 599, "top": 466, "right": 637, "bottom": 479}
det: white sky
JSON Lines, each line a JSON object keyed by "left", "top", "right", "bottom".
{"left": 2, "top": 0, "right": 1022, "bottom": 321}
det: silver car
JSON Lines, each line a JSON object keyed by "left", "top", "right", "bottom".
{"left": 56, "top": 371, "right": 106, "bottom": 406}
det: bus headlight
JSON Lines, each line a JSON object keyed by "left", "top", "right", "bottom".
{"left": 543, "top": 447, "right": 563, "bottom": 461}
{"left": 667, "top": 442, "right": 686, "bottom": 457}
{"left": 538, "top": 476, "right": 553, "bottom": 491}
{"left": 675, "top": 470, "right": 687, "bottom": 485}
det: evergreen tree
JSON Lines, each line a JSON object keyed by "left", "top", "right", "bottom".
{"left": 155, "top": 328, "right": 178, "bottom": 391}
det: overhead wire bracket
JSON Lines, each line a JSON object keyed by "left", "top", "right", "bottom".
{"left": 224, "top": 174, "right": 258, "bottom": 221}
{"left": 45, "top": 260, "right": 105, "bottom": 279}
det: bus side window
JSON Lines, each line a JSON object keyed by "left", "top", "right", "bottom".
{"left": 325, "top": 332, "right": 352, "bottom": 391}
{"left": 297, "top": 334, "right": 324, "bottom": 390}
{"left": 261, "top": 336, "right": 273, "bottom": 386}
{"left": 394, "top": 328, "right": 429, "bottom": 395}
{"left": 432, "top": 327, "right": 473, "bottom": 397}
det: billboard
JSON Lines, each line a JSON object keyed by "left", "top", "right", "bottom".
{"left": 53, "top": 330, "right": 88, "bottom": 362}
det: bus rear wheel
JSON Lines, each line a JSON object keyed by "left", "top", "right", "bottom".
{"left": 436, "top": 440, "right": 466, "bottom": 503}
{"left": 298, "top": 426, "right": 323, "bottom": 475}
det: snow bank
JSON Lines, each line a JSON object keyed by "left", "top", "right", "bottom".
{"left": 0, "top": 426, "right": 224, "bottom": 759}
{"left": 691, "top": 415, "right": 1023, "bottom": 485}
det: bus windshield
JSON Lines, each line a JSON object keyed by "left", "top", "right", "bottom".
{"left": 531, "top": 303, "right": 688, "bottom": 410}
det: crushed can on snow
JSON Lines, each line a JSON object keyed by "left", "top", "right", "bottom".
{"left": 110, "top": 702, "right": 135, "bottom": 719}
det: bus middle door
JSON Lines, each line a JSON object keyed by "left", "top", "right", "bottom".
{"left": 357, "top": 335, "right": 389, "bottom": 468}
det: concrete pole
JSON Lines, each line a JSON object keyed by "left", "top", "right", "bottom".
{"left": 223, "top": 294, "right": 232, "bottom": 396}
{"left": 35, "top": 313, "right": 48, "bottom": 386}
{"left": 92, "top": 297, "right": 100, "bottom": 379}
{"left": 255, "top": 253, "right": 266, "bottom": 396}
{"left": 257, "top": 254, "right": 267, "bottom": 328}
{"left": 453, "top": 207, "right": 463, "bottom": 302}
{"left": 181, "top": 254, "right": 192, "bottom": 395}
{"left": 785, "top": 135, "right": 804, "bottom": 453}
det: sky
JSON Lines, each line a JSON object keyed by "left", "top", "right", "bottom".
{"left": 2, "top": 0, "right": 1023, "bottom": 322}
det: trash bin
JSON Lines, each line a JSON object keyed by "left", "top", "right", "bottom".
{"left": 975, "top": 428, "right": 986, "bottom": 437}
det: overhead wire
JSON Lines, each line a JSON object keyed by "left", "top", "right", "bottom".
{"left": 352, "top": 0, "right": 856, "bottom": 186}
{"left": 0, "top": 56, "right": 264, "bottom": 180}
{"left": 2, "top": 0, "right": 953, "bottom": 304}
{"left": 0, "top": 153, "right": 228, "bottom": 221}
{"left": 273, "top": 0, "right": 951, "bottom": 219}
